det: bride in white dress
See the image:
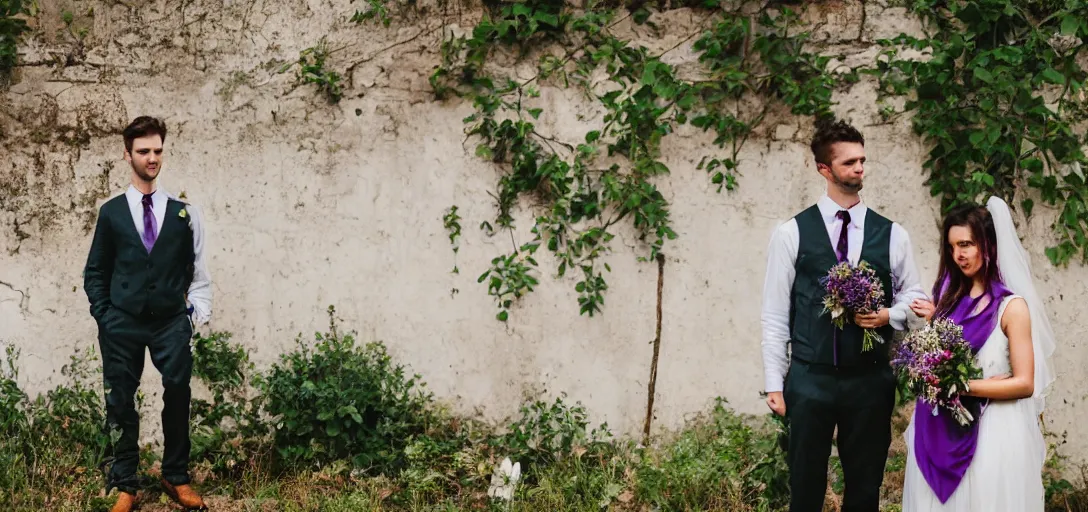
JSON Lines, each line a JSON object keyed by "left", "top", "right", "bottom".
{"left": 901, "top": 196, "right": 1057, "bottom": 512}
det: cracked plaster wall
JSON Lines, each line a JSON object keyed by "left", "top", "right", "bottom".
{"left": 3, "top": 0, "right": 1088, "bottom": 463}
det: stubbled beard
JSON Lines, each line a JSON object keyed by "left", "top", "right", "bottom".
{"left": 833, "top": 173, "right": 862, "bottom": 192}
{"left": 132, "top": 164, "right": 156, "bottom": 183}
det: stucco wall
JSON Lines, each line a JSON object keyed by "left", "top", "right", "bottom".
{"left": 3, "top": 0, "right": 1086, "bottom": 462}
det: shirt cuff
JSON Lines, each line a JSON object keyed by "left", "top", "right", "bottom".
{"left": 888, "top": 306, "right": 907, "bottom": 330}
{"left": 765, "top": 375, "right": 785, "bottom": 394}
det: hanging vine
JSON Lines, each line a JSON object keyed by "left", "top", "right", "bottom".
{"left": 363, "top": 1, "right": 842, "bottom": 321}
{"left": 868, "top": 0, "right": 1088, "bottom": 265}
{"left": 353, "top": 0, "right": 1085, "bottom": 319}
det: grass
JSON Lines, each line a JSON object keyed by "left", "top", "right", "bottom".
{"left": 2, "top": 319, "right": 1087, "bottom": 512}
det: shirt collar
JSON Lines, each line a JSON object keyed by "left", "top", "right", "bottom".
{"left": 817, "top": 194, "right": 867, "bottom": 227}
{"left": 125, "top": 184, "right": 167, "bottom": 205}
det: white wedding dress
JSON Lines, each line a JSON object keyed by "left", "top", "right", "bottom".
{"left": 902, "top": 295, "right": 1046, "bottom": 511}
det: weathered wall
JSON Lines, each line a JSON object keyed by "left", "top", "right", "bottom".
{"left": 3, "top": 0, "right": 1087, "bottom": 462}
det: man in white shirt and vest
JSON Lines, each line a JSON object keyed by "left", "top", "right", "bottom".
{"left": 760, "top": 119, "right": 926, "bottom": 511}
{"left": 84, "top": 116, "right": 211, "bottom": 512}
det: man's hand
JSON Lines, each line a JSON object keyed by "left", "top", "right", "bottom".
{"left": 766, "top": 391, "right": 786, "bottom": 416}
{"left": 855, "top": 308, "right": 890, "bottom": 329}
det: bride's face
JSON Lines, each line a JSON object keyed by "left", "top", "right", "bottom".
{"left": 948, "top": 225, "right": 983, "bottom": 278}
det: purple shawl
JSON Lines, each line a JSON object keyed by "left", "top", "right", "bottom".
{"left": 913, "top": 279, "right": 1012, "bottom": 502}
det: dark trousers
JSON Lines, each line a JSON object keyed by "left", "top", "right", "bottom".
{"left": 96, "top": 307, "right": 193, "bottom": 493}
{"left": 784, "top": 359, "right": 895, "bottom": 512}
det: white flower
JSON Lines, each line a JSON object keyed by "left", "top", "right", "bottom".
{"left": 831, "top": 306, "right": 845, "bottom": 320}
{"left": 487, "top": 457, "right": 521, "bottom": 501}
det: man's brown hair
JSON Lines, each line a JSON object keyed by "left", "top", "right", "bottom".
{"left": 809, "top": 118, "right": 864, "bottom": 166}
{"left": 122, "top": 116, "right": 168, "bottom": 152}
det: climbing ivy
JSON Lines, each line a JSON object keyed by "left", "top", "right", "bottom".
{"left": 352, "top": 0, "right": 1085, "bottom": 320}
{"left": 869, "top": 0, "right": 1088, "bottom": 265}
{"left": 0, "top": 0, "right": 30, "bottom": 82}
{"left": 280, "top": 37, "right": 344, "bottom": 104}
{"left": 412, "top": 2, "right": 842, "bottom": 320}
{"left": 443, "top": 205, "right": 463, "bottom": 274}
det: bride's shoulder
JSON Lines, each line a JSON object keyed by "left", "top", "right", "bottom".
{"left": 999, "top": 295, "right": 1029, "bottom": 326}
{"left": 1001, "top": 294, "right": 1025, "bottom": 307}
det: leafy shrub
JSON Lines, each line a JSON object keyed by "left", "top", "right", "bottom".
{"left": 0, "top": 344, "right": 113, "bottom": 511}
{"left": 0, "top": 344, "right": 28, "bottom": 437}
{"left": 635, "top": 398, "right": 789, "bottom": 511}
{"left": 490, "top": 394, "right": 613, "bottom": 476}
{"left": 190, "top": 330, "right": 265, "bottom": 476}
{"left": 254, "top": 307, "right": 435, "bottom": 473}
{"left": 28, "top": 347, "right": 111, "bottom": 471}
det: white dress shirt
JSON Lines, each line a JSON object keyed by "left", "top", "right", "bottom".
{"left": 760, "top": 195, "right": 926, "bottom": 392}
{"left": 124, "top": 185, "right": 213, "bottom": 326}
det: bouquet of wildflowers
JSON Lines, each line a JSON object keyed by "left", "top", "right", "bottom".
{"left": 819, "top": 260, "right": 886, "bottom": 351}
{"left": 891, "top": 318, "right": 983, "bottom": 426}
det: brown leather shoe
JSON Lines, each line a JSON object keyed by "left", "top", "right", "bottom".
{"left": 109, "top": 491, "right": 138, "bottom": 512}
{"left": 160, "top": 479, "right": 208, "bottom": 510}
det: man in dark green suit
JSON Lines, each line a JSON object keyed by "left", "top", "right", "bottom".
{"left": 84, "top": 116, "right": 211, "bottom": 512}
{"left": 760, "top": 119, "right": 926, "bottom": 511}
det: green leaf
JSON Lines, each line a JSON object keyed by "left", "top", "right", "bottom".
{"left": 971, "top": 172, "right": 994, "bottom": 186}
{"left": 537, "top": 13, "right": 559, "bottom": 27}
{"left": 973, "top": 67, "right": 994, "bottom": 83}
{"left": 1045, "top": 246, "right": 1062, "bottom": 266}
{"left": 1061, "top": 15, "right": 1080, "bottom": 37}
{"left": 1022, "top": 158, "right": 1044, "bottom": 172}
{"left": 496, "top": 310, "right": 509, "bottom": 322}
{"left": 1040, "top": 68, "right": 1065, "bottom": 85}
{"left": 969, "top": 131, "right": 986, "bottom": 147}
{"left": 528, "top": 108, "right": 543, "bottom": 119}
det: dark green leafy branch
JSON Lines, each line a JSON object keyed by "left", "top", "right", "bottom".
{"left": 425, "top": 2, "right": 839, "bottom": 321}
{"left": 443, "top": 205, "right": 463, "bottom": 274}
{"left": 350, "top": 0, "right": 1086, "bottom": 319}
{"left": 279, "top": 37, "right": 345, "bottom": 104}
{"left": 868, "top": 0, "right": 1088, "bottom": 265}
{"left": 0, "top": 0, "right": 30, "bottom": 84}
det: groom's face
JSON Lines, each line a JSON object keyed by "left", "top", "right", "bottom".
{"left": 820, "top": 142, "right": 866, "bottom": 192}
{"left": 124, "top": 134, "right": 164, "bottom": 183}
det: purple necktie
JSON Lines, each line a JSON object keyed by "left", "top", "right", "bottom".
{"left": 833, "top": 209, "right": 851, "bottom": 366}
{"left": 141, "top": 193, "right": 157, "bottom": 253}
{"left": 835, "top": 210, "right": 851, "bottom": 263}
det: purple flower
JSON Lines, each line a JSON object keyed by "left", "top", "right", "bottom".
{"left": 891, "top": 318, "right": 982, "bottom": 426}
{"left": 820, "top": 260, "right": 886, "bottom": 351}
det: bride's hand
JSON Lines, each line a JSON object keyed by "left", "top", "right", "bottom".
{"left": 910, "top": 298, "right": 935, "bottom": 321}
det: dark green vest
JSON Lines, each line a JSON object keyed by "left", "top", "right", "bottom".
{"left": 789, "top": 204, "right": 894, "bottom": 366}
{"left": 100, "top": 194, "right": 196, "bottom": 319}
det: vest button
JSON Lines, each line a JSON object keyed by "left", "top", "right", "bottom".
{"left": 149, "top": 285, "right": 157, "bottom": 290}
{"left": 121, "top": 282, "right": 128, "bottom": 289}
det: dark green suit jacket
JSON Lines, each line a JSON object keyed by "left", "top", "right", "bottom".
{"left": 84, "top": 193, "right": 196, "bottom": 322}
